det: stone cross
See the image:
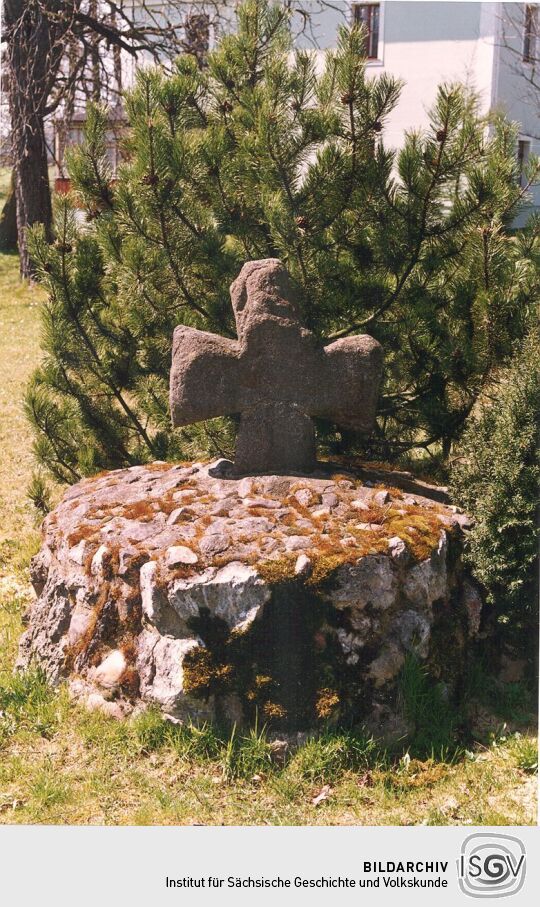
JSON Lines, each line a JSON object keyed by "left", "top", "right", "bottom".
{"left": 170, "top": 259, "right": 383, "bottom": 474}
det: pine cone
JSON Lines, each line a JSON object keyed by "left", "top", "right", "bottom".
{"left": 295, "top": 215, "right": 309, "bottom": 230}
{"left": 221, "top": 100, "right": 233, "bottom": 113}
{"left": 141, "top": 173, "right": 159, "bottom": 186}
{"left": 341, "top": 93, "right": 355, "bottom": 105}
{"left": 436, "top": 129, "right": 447, "bottom": 142}
{"left": 372, "top": 121, "right": 383, "bottom": 132}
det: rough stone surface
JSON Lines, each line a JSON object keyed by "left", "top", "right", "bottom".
{"left": 18, "top": 460, "right": 482, "bottom": 732}
{"left": 170, "top": 259, "right": 383, "bottom": 474}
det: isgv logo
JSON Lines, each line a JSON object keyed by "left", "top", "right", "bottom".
{"left": 458, "top": 834, "right": 526, "bottom": 898}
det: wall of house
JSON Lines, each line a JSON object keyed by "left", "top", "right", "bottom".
{"left": 492, "top": 1, "right": 540, "bottom": 221}
{"left": 302, "top": 2, "right": 495, "bottom": 141}
{"left": 299, "top": 1, "right": 539, "bottom": 217}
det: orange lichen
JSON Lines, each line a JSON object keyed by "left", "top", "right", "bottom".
{"left": 315, "top": 688, "right": 340, "bottom": 719}
{"left": 262, "top": 701, "right": 287, "bottom": 720}
{"left": 66, "top": 524, "right": 99, "bottom": 547}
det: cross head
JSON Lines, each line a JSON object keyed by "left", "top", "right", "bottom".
{"left": 170, "top": 259, "right": 383, "bottom": 474}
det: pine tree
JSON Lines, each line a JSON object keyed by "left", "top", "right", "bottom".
{"left": 27, "top": 0, "right": 540, "bottom": 485}
{"left": 451, "top": 329, "right": 540, "bottom": 657}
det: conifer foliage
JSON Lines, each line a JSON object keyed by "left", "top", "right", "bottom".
{"left": 452, "top": 332, "right": 540, "bottom": 653}
{"left": 27, "top": 0, "right": 540, "bottom": 483}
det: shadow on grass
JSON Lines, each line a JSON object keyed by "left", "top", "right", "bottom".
{"left": 1, "top": 656, "right": 536, "bottom": 789}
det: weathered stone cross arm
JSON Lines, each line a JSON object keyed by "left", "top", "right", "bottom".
{"left": 170, "top": 259, "right": 383, "bottom": 475}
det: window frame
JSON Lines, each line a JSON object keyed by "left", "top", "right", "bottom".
{"left": 523, "top": 4, "right": 538, "bottom": 64}
{"left": 517, "top": 138, "right": 531, "bottom": 187}
{"left": 352, "top": 2, "right": 383, "bottom": 63}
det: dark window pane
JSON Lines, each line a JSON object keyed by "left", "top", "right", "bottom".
{"left": 353, "top": 4, "right": 380, "bottom": 59}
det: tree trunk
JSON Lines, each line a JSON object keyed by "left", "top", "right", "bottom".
{"left": 0, "top": 171, "right": 18, "bottom": 251}
{"left": 4, "top": 1, "right": 67, "bottom": 278}
{"left": 13, "top": 113, "right": 53, "bottom": 276}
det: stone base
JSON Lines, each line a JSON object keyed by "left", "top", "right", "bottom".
{"left": 18, "top": 460, "right": 482, "bottom": 734}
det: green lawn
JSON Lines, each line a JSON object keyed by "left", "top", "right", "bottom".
{"left": 0, "top": 247, "right": 537, "bottom": 826}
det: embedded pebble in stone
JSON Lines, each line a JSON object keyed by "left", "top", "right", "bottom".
{"left": 321, "top": 492, "right": 338, "bottom": 509}
{"left": 243, "top": 497, "right": 282, "bottom": 509}
{"left": 207, "top": 458, "right": 235, "bottom": 478}
{"left": 294, "top": 488, "right": 313, "bottom": 507}
{"left": 91, "top": 544, "right": 110, "bottom": 576}
{"left": 69, "top": 540, "right": 90, "bottom": 565}
{"left": 199, "top": 533, "right": 229, "bottom": 557}
{"left": 258, "top": 476, "right": 291, "bottom": 498}
{"left": 166, "top": 545, "right": 198, "bottom": 566}
{"left": 368, "top": 644, "right": 405, "bottom": 687}
{"left": 463, "top": 580, "right": 483, "bottom": 636}
{"left": 453, "top": 512, "right": 474, "bottom": 531}
{"left": 351, "top": 499, "right": 370, "bottom": 511}
{"left": 387, "top": 536, "right": 409, "bottom": 563}
{"left": 284, "top": 535, "right": 312, "bottom": 551}
{"left": 237, "top": 477, "right": 254, "bottom": 498}
{"left": 295, "top": 554, "right": 312, "bottom": 577}
{"left": 167, "top": 507, "right": 192, "bottom": 525}
{"left": 292, "top": 518, "right": 314, "bottom": 530}
{"left": 93, "top": 649, "right": 126, "bottom": 689}
{"left": 234, "top": 516, "right": 273, "bottom": 535}
{"left": 118, "top": 546, "right": 148, "bottom": 576}
{"left": 211, "top": 497, "right": 237, "bottom": 516}
{"left": 173, "top": 489, "right": 198, "bottom": 503}
{"left": 311, "top": 507, "right": 330, "bottom": 518}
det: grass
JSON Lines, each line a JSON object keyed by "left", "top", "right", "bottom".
{"left": 0, "top": 239, "right": 537, "bottom": 825}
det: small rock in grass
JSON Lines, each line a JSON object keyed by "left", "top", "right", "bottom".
{"left": 166, "top": 545, "right": 198, "bottom": 566}
{"left": 86, "top": 692, "right": 126, "bottom": 719}
{"left": 269, "top": 739, "right": 289, "bottom": 765}
{"left": 373, "top": 490, "right": 390, "bottom": 506}
{"left": 295, "top": 554, "right": 312, "bottom": 577}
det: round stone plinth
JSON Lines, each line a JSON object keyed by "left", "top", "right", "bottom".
{"left": 18, "top": 460, "right": 482, "bottom": 733}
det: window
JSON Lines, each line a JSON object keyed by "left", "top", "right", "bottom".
{"left": 517, "top": 139, "right": 531, "bottom": 186}
{"left": 523, "top": 5, "right": 538, "bottom": 63}
{"left": 353, "top": 3, "right": 380, "bottom": 60}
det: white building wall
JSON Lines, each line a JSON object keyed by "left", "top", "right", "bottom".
{"left": 302, "top": 1, "right": 539, "bottom": 217}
